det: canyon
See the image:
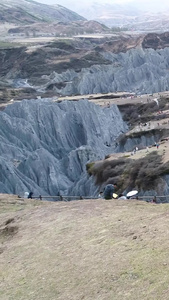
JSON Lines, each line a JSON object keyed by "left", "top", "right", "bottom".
{"left": 1, "top": 0, "right": 169, "bottom": 198}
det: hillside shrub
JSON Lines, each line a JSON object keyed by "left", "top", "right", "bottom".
{"left": 87, "top": 152, "right": 169, "bottom": 192}
{"left": 119, "top": 98, "right": 169, "bottom": 126}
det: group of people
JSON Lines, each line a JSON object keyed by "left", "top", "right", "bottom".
{"left": 24, "top": 191, "right": 33, "bottom": 199}
{"left": 99, "top": 183, "right": 127, "bottom": 200}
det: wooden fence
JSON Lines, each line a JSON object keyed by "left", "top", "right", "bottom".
{"left": 29, "top": 195, "right": 169, "bottom": 203}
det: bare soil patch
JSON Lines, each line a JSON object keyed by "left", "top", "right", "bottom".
{"left": 1, "top": 194, "right": 169, "bottom": 300}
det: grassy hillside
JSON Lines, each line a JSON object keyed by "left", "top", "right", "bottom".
{"left": 0, "top": 0, "right": 85, "bottom": 25}
{"left": 1, "top": 194, "right": 169, "bottom": 300}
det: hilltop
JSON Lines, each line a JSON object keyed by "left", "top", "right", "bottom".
{"left": 55, "top": 0, "right": 169, "bottom": 31}
{"left": 0, "top": 0, "right": 85, "bottom": 25}
{"left": 1, "top": 194, "right": 169, "bottom": 300}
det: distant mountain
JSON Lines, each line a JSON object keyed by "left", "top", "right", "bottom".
{"left": 63, "top": 2, "right": 142, "bottom": 28}
{"left": 74, "top": 2, "right": 169, "bottom": 30}
{"left": 49, "top": 0, "right": 169, "bottom": 31}
{"left": 0, "top": 0, "right": 85, "bottom": 25}
{"left": 126, "top": 12, "right": 169, "bottom": 32}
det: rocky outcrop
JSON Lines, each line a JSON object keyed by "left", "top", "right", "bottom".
{"left": 45, "top": 47, "right": 169, "bottom": 95}
{"left": 0, "top": 99, "right": 127, "bottom": 196}
{"left": 117, "top": 129, "right": 169, "bottom": 152}
{"left": 2, "top": 35, "right": 169, "bottom": 100}
{"left": 132, "top": 175, "right": 169, "bottom": 202}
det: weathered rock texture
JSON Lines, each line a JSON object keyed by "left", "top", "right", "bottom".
{"left": 2, "top": 34, "right": 169, "bottom": 102}
{"left": 0, "top": 99, "right": 127, "bottom": 196}
{"left": 47, "top": 47, "right": 169, "bottom": 95}
{"left": 118, "top": 129, "right": 169, "bottom": 152}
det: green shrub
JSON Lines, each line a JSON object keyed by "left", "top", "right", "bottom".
{"left": 86, "top": 162, "right": 95, "bottom": 176}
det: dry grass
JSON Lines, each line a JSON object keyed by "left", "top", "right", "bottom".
{"left": 106, "top": 139, "right": 169, "bottom": 162}
{"left": 1, "top": 194, "right": 169, "bottom": 300}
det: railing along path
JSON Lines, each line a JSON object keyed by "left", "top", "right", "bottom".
{"left": 27, "top": 195, "right": 169, "bottom": 203}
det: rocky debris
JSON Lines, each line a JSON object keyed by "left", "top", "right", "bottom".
{"left": 0, "top": 99, "right": 127, "bottom": 196}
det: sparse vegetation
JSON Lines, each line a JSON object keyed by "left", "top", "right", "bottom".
{"left": 86, "top": 162, "right": 95, "bottom": 175}
{"left": 87, "top": 152, "right": 169, "bottom": 192}
{"left": 1, "top": 195, "right": 169, "bottom": 300}
{"left": 119, "top": 98, "right": 169, "bottom": 126}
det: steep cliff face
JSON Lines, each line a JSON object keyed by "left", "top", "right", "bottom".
{"left": 0, "top": 99, "right": 127, "bottom": 196}
{"left": 117, "top": 129, "right": 169, "bottom": 152}
{"left": 46, "top": 47, "right": 169, "bottom": 95}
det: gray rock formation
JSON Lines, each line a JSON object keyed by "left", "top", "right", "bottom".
{"left": 45, "top": 47, "right": 169, "bottom": 95}
{"left": 135, "top": 176, "right": 169, "bottom": 203}
{"left": 0, "top": 99, "right": 127, "bottom": 196}
{"left": 117, "top": 130, "right": 169, "bottom": 153}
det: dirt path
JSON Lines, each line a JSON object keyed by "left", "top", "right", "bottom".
{"left": 56, "top": 90, "right": 169, "bottom": 106}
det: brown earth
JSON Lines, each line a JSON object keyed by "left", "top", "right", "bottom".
{"left": 8, "top": 20, "right": 111, "bottom": 38}
{"left": 1, "top": 194, "right": 169, "bottom": 300}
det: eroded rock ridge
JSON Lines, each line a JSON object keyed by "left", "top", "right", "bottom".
{"left": 0, "top": 99, "right": 127, "bottom": 196}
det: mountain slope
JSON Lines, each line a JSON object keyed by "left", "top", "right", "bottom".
{"left": 68, "top": 2, "right": 141, "bottom": 28}
{"left": 1, "top": 33, "right": 169, "bottom": 99}
{"left": 0, "top": 99, "right": 127, "bottom": 196}
{"left": 52, "top": 0, "right": 169, "bottom": 31}
{"left": 8, "top": 20, "right": 110, "bottom": 36}
{"left": 0, "top": 0, "right": 85, "bottom": 25}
